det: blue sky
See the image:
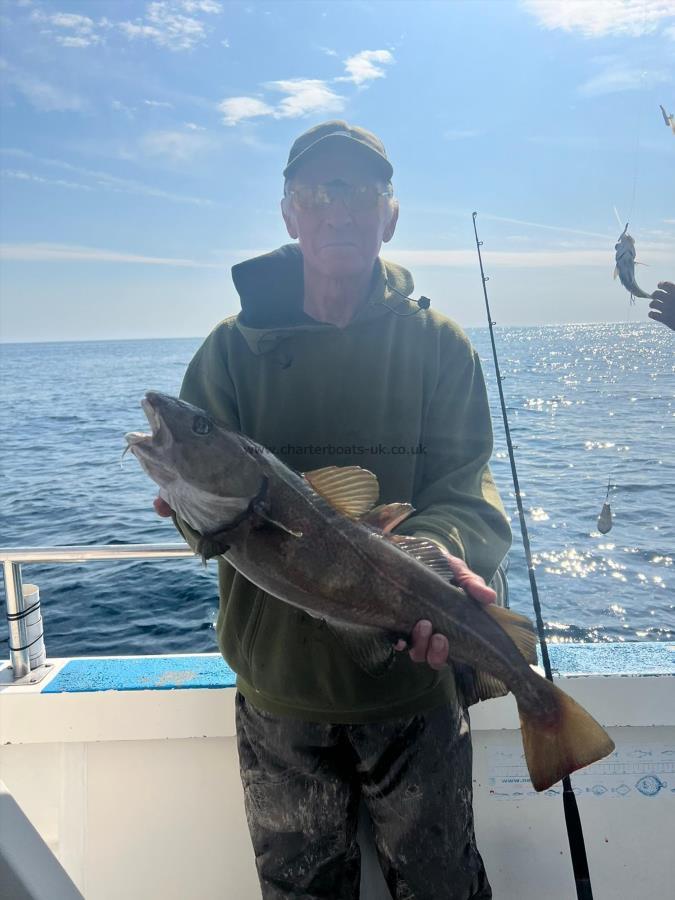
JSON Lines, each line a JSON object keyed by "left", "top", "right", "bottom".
{"left": 1, "top": 0, "right": 674, "bottom": 341}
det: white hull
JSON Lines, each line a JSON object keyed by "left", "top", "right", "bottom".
{"left": 1, "top": 648, "right": 673, "bottom": 899}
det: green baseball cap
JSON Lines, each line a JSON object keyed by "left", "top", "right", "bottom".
{"left": 283, "top": 120, "right": 393, "bottom": 180}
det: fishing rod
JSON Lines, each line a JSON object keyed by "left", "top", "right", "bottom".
{"left": 472, "top": 212, "right": 595, "bottom": 900}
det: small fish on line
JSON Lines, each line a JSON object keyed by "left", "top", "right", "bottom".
{"left": 659, "top": 104, "right": 675, "bottom": 135}
{"left": 597, "top": 502, "right": 612, "bottom": 535}
{"left": 126, "top": 391, "right": 615, "bottom": 793}
{"left": 597, "top": 478, "right": 613, "bottom": 535}
{"left": 614, "top": 224, "right": 653, "bottom": 303}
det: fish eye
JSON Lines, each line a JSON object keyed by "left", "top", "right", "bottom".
{"left": 192, "top": 415, "right": 212, "bottom": 436}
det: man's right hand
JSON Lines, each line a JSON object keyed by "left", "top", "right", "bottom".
{"left": 154, "top": 496, "right": 173, "bottom": 517}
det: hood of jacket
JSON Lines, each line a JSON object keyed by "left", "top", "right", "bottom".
{"left": 232, "top": 243, "right": 415, "bottom": 356}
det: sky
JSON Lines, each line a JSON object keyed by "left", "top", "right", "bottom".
{"left": 1, "top": 0, "right": 674, "bottom": 341}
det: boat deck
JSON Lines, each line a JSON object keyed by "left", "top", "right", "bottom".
{"left": 1, "top": 642, "right": 673, "bottom": 899}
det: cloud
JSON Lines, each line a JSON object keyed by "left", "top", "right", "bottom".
{"left": 29, "top": 9, "right": 103, "bottom": 47}
{"left": 1, "top": 168, "right": 93, "bottom": 190}
{"left": 119, "top": 0, "right": 221, "bottom": 51}
{"left": 111, "top": 99, "right": 136, "bottom": 117}
{"left": 267, "top": 79, "right": 345, "bottom": 119}
{"left": 1, "top": 148, "right": 212, "bottom": 205}
{"left": 337, "top": 49, "right": 394, "bottom": 85}
{"left": 521, "top": 0, "right": 675, "bottom": 38}
{"left": 1, "top": 61, "right": 84, "bottom": 111}
{"left": 218, "top": 47, "right": 391, "bottom": 127}
{"left": 139, "top": 129, "right": 215, "bottom": 161}
{"left": 219, "top": 96, "right": 275, "bottom": 126}
{"left": 478, "top": 213, "right": 612, "bottom": 240}
{"left": 390, "top": 244, "right": 673, "bottom": 268}
{"left": 143, "top": 99, "right": 174, "bottom": 108}
{"left": 220, "top": 80, "right": 346, "bottom": 126}
{"left": 0, "top": 243, "right": 223, "bottom": 267}
{"left": 180, "top": 0, "right": 222, "bottom": 12}
{"left": 578, "top": 61, "right": 669, "bottom": 96}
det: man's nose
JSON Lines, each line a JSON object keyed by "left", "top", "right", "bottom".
{"left": 323, "top": 195, "right": 354, "bottom": 225}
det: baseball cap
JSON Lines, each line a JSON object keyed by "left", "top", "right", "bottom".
{"left": 283, "top": 120, "right": 393, "bottom": 181}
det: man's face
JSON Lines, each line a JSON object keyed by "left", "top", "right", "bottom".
{"left": 281, "top": 144, "right": 399, "bottom": 279}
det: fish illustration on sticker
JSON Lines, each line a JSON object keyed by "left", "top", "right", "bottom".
{"left": 635, "top": 776, "right": 667, "bottom": 797}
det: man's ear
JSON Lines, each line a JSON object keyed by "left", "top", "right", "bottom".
{"left": 281, "top": 197, "right": 298, "bottom": 240}
{"left": 382, "top": 199, "right": 399, "bottom": 244}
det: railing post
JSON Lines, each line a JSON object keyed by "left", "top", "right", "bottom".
{"left": 3, "top": 561, "right": 31, "bottom": 680}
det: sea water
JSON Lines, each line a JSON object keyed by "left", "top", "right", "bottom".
{"left": 0, "top": 323, "right": 672, "bottom": 657}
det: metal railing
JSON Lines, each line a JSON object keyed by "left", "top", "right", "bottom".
{"left": 1, "top": 544, "right": 195, "bottom": 681}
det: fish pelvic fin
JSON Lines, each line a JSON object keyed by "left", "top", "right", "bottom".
{"left": 485, "top": 605, "right": 538, "bottom": 665}
{"left": 323, "top": 621, "right": 395, "bottom": 677}
{"left": 457, "top": 606, "right": 538, "bottom": 706}
{"left": 518, "top": 679, "right": 615, "bottom": 792}
{"left": 455, "top": 664, "right": 509, "bottom": 705}
{"left": 303, "top": 465, "right": 379, "bottom": 517}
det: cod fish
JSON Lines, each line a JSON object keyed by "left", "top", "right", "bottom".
{"left": 614, "top": 224, "right": 653, "bottom": 302}
{"left": 126, "top": 392, "right": 614, "bottom": 792}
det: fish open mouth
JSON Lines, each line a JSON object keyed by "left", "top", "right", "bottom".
{"left": 124, "top": 394, "right": 170, "bottom": 459}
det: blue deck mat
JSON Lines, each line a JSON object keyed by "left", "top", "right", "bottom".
{"left": 42, "top": 642, "right": 673, "bottom": 693}
{"left": 43, "top": 655, "right": 236, "bottom": 693}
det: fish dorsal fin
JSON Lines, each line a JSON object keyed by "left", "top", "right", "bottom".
{"left": 361, "top": 502, "right": 414, "bottom": 533}
{"left": 485, "top": 605, "right": 538, "bottom": 665}
{"left": 387, "top": 534, "right": 456, "bottom": 581}
{"left": 302, "top": 465, "right": 379, "bottom": 518}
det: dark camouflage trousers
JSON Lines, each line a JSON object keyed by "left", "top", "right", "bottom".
{"left": 235, "top": 692, "right": 491, "bottom": 899}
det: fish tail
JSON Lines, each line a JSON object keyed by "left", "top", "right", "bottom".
{"left": 517, "top": 679, "right": 614, "bottom": 792}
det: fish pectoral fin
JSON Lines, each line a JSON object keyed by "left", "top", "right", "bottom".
{"left": 302, "top": 466, "right": 380, "bottom": 518}
{"left": 360, "top": 502, "right": 415, "bottom": 533}
{"left": 323, "top": 620, "right": 396, "bottom": 677}
{"left": 196, "top": 534, "right": 230, "bottom": 560}
{"left": 386, "top": 535, "right": 456, "bottom": 582}
{"left": 485, "top": 605, "right": 538, "bottom": 665}
{"left": 455, "top": 663, "right": 509, "bottom": 706}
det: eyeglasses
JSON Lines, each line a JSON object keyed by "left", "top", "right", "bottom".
{"left": 286, "top": 181, "right": 393, "bottom": 213}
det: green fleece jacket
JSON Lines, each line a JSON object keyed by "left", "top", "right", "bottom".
{"left": 177, "top": 243, "right": 511, "bottom": 722}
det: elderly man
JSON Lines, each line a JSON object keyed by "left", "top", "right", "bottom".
{"left": 156, "top": 121, "right": 511, "bottom": 899}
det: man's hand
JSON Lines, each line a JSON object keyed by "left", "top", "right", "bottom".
{"left": 154, "top": 495, "right": 173, "bottom": 517}
{"left": 649, "top": 281, "right": 675, "bottom": 332}
{"left": 394, "top": 551, "right": 496, "bottom": 671}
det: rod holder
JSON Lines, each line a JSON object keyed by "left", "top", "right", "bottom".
{"left": 3, "top": 561, "right": 31, "bottom": 680}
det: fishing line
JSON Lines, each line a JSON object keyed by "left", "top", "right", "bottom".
{"left": 472, "top": 212, "right": 595, "bottom": 900}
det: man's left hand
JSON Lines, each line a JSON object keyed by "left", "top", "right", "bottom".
{"left": 649, "top": 281, "right": 675, "bottom": 332}
{"left": 394, "top": 552, "right": 496, "bottom": 671}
